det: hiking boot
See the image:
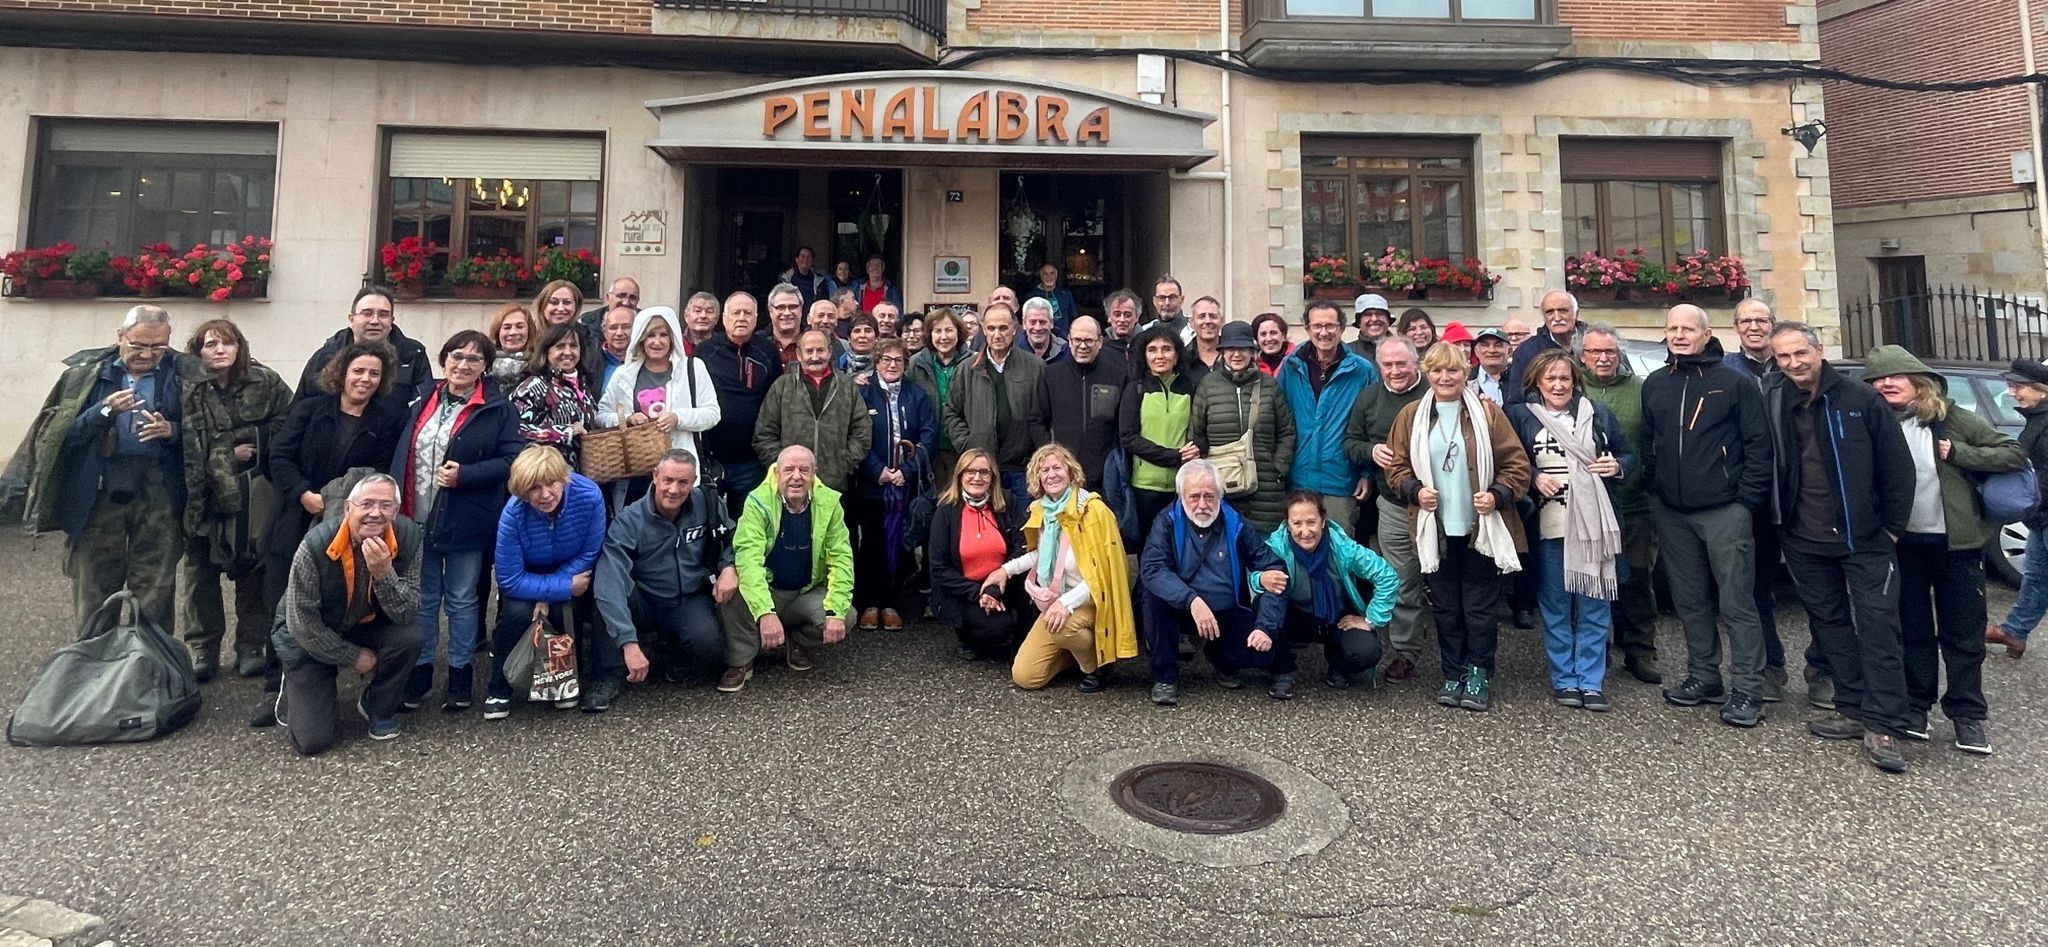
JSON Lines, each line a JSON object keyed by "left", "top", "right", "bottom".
{"left": 1806, "top": 676, "right": 1837, "bottom": 710}
{"left": 1215, "top": 671, "right": 1246, "bottom": 690}
{"left": 1762, "top": 665, "right": 1787, "bottom": 703}
{"left": 235, "top": 651, "right": 267, "bottom": 678}
{"left": 441, "top": 665, "right": 474, "bottom": 712}
{"left": 1719, "top": 692, "right": 1763, "bottom": 728}
{"left": 1325, "top": 670, "right": 1352, "bottom": 690}
{"left": 1150, "top": 683, "right": 1178, "bottom": 707}
{"left": 1267, "top": 674, "right": 1296, "bottom": 701}
{"left": 1806, "top": 713, "right": 1865, "bottom": 741}
{"left": 1513, "top": 608, "right": 1535, "bottom": 630}
{"left": 251, "top": 692, "right": 281, "bottom": 729}
{"left": 401, "top": 664, "right": 433, "bottom": 712}
{"left": 1553, "top": 688, "right": 1584, "bottom": 708}
{"left": 1384, "top": 656, "right": 1416, "bottom": 682}
{"left": 1663, "top": 677, "right": 1726, "bottom": 707}
{"left": 581, "top": 676, "right": 621, "bottom": 714}
{"left": 786, "top": 644, "right": 814, "bottom": 672}
{"left": 1077, "top": 667, "right": 1111, "bottom": 693}
{"left": 882, "top": 609, "right": 904, "bottom": 631}
{"left": 1623, "top": 653, "right": 1663, "bottom": 685}
{"left": 1864, "top": 731, "right": 1908, "bottom": 774}
{"left": 1953, "top": 719, "right": 1993, "bottom": 756}
{"left": 1580, "top": 690, "right": 1612, "bottom": 713}
{"left": 857, "top": 608, "right": 880, "bottom": 631}
{"left": 481, "top": 697, "right": 513, "bottom": 720}
{"left": 1459, "top": 667, "right": 1492, "bottom": 712}
{"left": 192, "top": 651, "right": 219, "bottom": 684}
{"left": 717, "top": 666, "right": 753, "bottom": 693}
{"left": 1436, "top": 678, "right": 1464, "bottom": 707}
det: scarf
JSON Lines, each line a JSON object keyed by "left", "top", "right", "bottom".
{"left": 1409, "top": 387, "right": 1522, "bottom": 575}
{"left": 1257, "top": 351, "right": 1287, "bottom": 377}
{"left": 325, "top": 520, "right": 399, "bottom": 625}
{"left": 1531, "top": 399, "right": 1624, "bottom": 599}
{"left": 1294, "top": 534, "right": 1344, "bottom": 624}
{"left": 1034, "top": 486, "right": 1076, "bottom": 586}
{"left": 843, "top": 351, "right": 874, "bottom": 376}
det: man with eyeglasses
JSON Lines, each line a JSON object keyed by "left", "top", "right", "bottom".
{"left": 1345, "top": 294, "right": 1394, "bottom": 362}
{"left": 577, "top": 276, "right": 641, "bottom": 357}
{"left": 1034, "top": 315, "right": 1126, "bottom": 479}
{"left": 1577, "top": 323, "right": 1661, "bottom": 684}
{"left": 1724, "top": 298, "right": 1780, "bottom": 381}
{"left": 1143, "top": 275, "right": 1194, "bottom": 346}
{"left": 271, "top": 472, "right": 424, "bottom": 753}
{"left": 1469, "top": 327, "right": 1514, "bottom": 406}
{"left": 582, "top": 304, "right": 638, "bottom": 393}
{"left": 1504, "top": 290, "right": 1582, "bottom": 405}
{"left": 698, "top": 292, "right": 784, "bottom": 518}
{"left": 761, "top": 283, "right": 807, "bottom": 369}
{"left": 1501, "top": 318, "right": 1533, "bottom": 350}
{"left": 24, "top": 304, "right": 204, "bottom": 630}
{"left": 293, "top": 285, "right": 434, "bottom": 410}
{"left": 1278, "top": 299, "right": 1379, "bottom": 532}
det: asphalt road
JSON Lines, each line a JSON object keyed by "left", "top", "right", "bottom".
{"left": 0, "top": 531, "right": 2042, "bottom": 946}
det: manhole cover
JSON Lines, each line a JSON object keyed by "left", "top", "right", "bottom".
{"left": 1109, "top": 761, "right": 1287, "bottom": 835}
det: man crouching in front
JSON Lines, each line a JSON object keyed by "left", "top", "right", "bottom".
{"left": 271, "top": 473, "right": 424, "bottom": 754}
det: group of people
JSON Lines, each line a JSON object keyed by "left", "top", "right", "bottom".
{"left": 21, "top": 269, "right": 2048, "bottom": 775}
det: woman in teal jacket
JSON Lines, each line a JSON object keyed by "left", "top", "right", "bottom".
{"left": 1265, "top": 491, "right": 1399, "bottom": 689}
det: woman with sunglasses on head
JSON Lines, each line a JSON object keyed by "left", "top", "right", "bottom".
{"left": 928, "top": 449, "right": 1028, "bottom": 661}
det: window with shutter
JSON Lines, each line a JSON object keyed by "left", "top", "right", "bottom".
{"left": 30, "top": 120, "right": 278, "bottom": 252}
{"left": 1559, "top": 138, "right": 1727, "bottom": 261}
{"left": 379, "top": 130, "right": 605, "bottom": 292}
{"left": 1300, "top": 136, "right": 1476, "bottom": 293}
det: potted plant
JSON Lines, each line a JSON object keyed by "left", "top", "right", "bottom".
{"left": 1564, "top": 250, "right": 1638, "bottom": 302}
{"left": 1369, "top": 246, "right": 1421, "bottom": 298}
{"left": 380, "top": 235, "right": 438, "bottom": 299}
{"left": 530, "top": 245, "right": 600, "bottom": 293}
{"left": 1424, "top": 258, "right": 1501, "bottom": 301}
{"left": 2, "top": 242, "right": 113, "bottom": 298}
{"left": 448, "top": 249, "right": 528, "bottom": 299}
{"left": 1672, "top": 249, "right": 1750, "bottom": 301}
{"left": 230, "top": 235, "right": 275, "bottom": 298}
{"left": 111, "top": 242, "right": 178, "bottom": 296}
{"left": 1302, "top": 255, "right": 1356, "bottom": 300}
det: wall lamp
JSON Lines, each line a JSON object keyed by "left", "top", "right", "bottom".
{"left": 1783, "top": 119, "right": 1828, "bottom": 155}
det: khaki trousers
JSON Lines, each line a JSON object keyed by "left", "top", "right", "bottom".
{"left": 1010, "top": 604, "right": 1100, "bottom": 690}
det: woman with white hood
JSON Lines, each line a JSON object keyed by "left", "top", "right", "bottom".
{"left": 596, "top": 305, "right": 722, "bottom": 502}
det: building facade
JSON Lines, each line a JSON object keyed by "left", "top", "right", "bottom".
{"left": 0, "top": 0, "right": 1832, "bottom": 448}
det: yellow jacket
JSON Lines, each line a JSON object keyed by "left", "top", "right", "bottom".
{"left": 1021, "top": 490, "right": 1137, "bottom": 667}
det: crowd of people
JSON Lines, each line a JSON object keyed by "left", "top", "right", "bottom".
{"left": 19, "top": 266, "right": 2048, "bottom": 775}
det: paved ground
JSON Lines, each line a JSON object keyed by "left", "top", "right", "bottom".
{"left": 0, "top": 531, "right": 2043, "bottom": 946}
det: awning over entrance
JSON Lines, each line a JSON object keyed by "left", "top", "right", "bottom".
{"left": 645, "top": 70, "right": 1216, "bottom": 171}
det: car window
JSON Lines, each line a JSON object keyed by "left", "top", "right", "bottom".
{"left": 1947, "top": 375, "right": 1979, "bottom": 414}
{"left": 1971, "top": 377, "right": 2023, "bottom": 428}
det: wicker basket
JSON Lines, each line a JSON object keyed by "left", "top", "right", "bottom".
{"left": 578, "top": 424, "right": 670, "bottom": 483}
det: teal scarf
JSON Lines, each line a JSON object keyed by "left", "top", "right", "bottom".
{"left": 1034, "top": 486, "right": 1077, "bottom": 586}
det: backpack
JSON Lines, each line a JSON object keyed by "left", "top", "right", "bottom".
{"left": 7, "top": 590, "right": 202, "bottom": 747}
{"left": 1977, "top": 461, "right": 2040, "bottom": 525}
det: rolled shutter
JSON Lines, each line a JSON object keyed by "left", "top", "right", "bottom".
{"left": 1560, "top": 139, "right": 1722, "bottom": 182}
{"left": 46, "top": 121, "right": 277, "bottom": 156}
{"left": 388, "top": 132, "right": 603, "bottom": 181}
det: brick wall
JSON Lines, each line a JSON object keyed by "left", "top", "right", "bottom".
{"left": 1821, "top": 0, "right": 2031, "bottom": 208}
{"left": 1559, "top": 0, "right": 1800, "bottom": 41}
{"left": 966, "top": 0, "right": 1231, "bottom": 34}
{"left": 0, "top": 0, "right": 651, "bottom": 32}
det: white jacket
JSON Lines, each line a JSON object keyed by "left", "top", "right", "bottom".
{"left": 596, "top": 306, "right": 721, "bottom": 459}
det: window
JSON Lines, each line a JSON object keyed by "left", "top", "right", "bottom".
{"left": 1280, "top": 0, "right": 1540, "bottom": 20}
{"left": 30, "top": 121, "right": 276, "bottom": 250}
{"left": 1561, "top": 139, "right": 1726, "bottom": 261}
{"left": 380, "top": 131, "right": 603, "bottom": 281}
{"left": 1302, "top": 136, "right": 1474, "bottom": 273}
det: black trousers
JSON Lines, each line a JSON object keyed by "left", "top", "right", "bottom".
{"left": 1895, "top": 531, "right": 1989, "bottom": 722}
{"left": 1282, "top": 607, "right": 1383, "bottom": 677}
{"left": 952, "top": 598, "right": 1024, "bottom": 655}
{"left": 279, "top": 619, "right": 424, "bottom": 756}
{"left": 1780, "top": 534, "right": 1913, "bottom": 738}
{"left": 850, "top": 498, "right": 913, "bottom": 612}
{"left": 1422, "top": 535, "right": 1503, "bottom": 678}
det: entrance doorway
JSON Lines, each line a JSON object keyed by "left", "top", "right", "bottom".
{"left": 998, "top": 172, "right": 1131, "bottom": 317}
{"left": 1875, "top": 255, "right": 1930, "bottom": 350}
{"left": 699, "top": 166, "right": 903, "bottom": 300}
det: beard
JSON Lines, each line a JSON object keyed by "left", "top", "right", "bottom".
{"left": 1186, "top": 507, "right": 1218, "bottom": 529}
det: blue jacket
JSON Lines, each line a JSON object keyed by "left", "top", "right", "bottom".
{"left": 1262, "top": 521, "right": 1398, "bottom": 628}
{"left": 856, "top": 379, "right": 938, "bottom": 501}
{"left": 389, "top": 379, "right": 526, "bottom": 552}
{"left": 44, "top": 349, "right": 197, "bottom": 538}
{"left": 494, "top": 472, "right": 606, "bottom": 603}
{"left": 1139, "top": 500, "right": 1286, "bottom": 630}
{"left": 1277, "top": 348, "right": 1379, "bottom": 495}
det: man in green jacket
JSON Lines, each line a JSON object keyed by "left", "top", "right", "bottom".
{"left": 1579, "top": 324, "right": 1661, "bottom": 684}
{"left": 718, "top": 445, "right": 854, "bottom": 691}
{"left": 944, "top": 304, "right": 1044, "bottom": 509}
{"left": 753, "top": 330, "right": 871, "bottom": 492}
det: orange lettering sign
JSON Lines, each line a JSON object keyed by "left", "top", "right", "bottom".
{"left": 761, "top": 86, "right": 1114, "bottom": 145}
{"left": 1036, "top": 95, "right": 1069, "bottom": 143}
{"left": 994, "top": 92, "right": 1028, "bottom": 142}
{"left": 801, "top": 91, "right": 831, "bottom": 139}
{"left": 841, "top": 89, "right": 873, "bottom": 139}
{"left": 919, "top": 85, "right": 951, "bottom": 143}
{"left": 1076, "top": 107, "right": 1110, "bottom": 144}
{"left": 878, "top": 87, "right": 916, "bottom": 139}
{"left": 955, "top": 92, "right": 990, "bottom": 142}
{"left": 763, "top": 95, "right": 799, "bottom": 137}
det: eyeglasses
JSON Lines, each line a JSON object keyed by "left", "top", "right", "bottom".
{"left": 1736, "top": 317, "right": 1773, "bottom": 327}
{"left": 877, "top": 356, "right": 906, "bottom": 366}
{"left": 350, "top": 499, "right": 397, "bottom": 512}
{"left": 446, "top": 353, "right": 486, "bottom": 365}
{"left": 1440, "top": 437, "right": 1462, "bottom": 474}
{"left": 1069, "top": 337, "right": 1100, "bottom": 346}
{"left": 613, "top": 293, "right": 641, "bottom": 303}
{"left": 123, "top": 341, "right": 170, "bottom": 354}
{"left": 354, "top": 308, "right": 394, "bottom": 319}
{"left": 1154, "top": 293, "right": 1182, "bottom": 302}
{"left": 962, "top": 468, "right": 993, "bottom": 478}
{"left": 1582, "top": 347, "right": 1620, "bottom": 357}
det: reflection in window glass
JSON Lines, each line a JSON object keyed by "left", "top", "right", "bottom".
{"left": 1420, "top": 180, "right": 1466, "bottom": 258}
{"left": 1374, "top": 0, "right": 1450, "bottom": 15}
{"left": 1460, "top": 0, "right": 1536, "bottom": 18}
{"left": 1672, "top": 183, "right": 1713, "bottom": 255}
{"left": 1284, "top": 0, "right": 1364, "bottom": 13}
{"left": 1303, "top": 178, "right": 1348, "bottom": 260}
{"left": 1562, "top": 183, "right": 1599, "bottom": 256}
{"left": 1355, "top": 176, "right": 1412, "bottom": 261}
{"left": 1607, "top": 182, "right": 1665, "bottom": 261}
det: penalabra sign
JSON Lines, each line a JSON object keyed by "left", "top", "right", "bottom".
{"left": 645, "top": 70, "right": 1215, "bottom": 170}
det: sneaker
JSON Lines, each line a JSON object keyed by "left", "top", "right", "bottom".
{"left": 1902, "top": 719, "right": 1931, "bottom": 741}
{"left": 581, "top": 676, "right": 621, "bottom": 714}
{"left": 1436, "top": 678, "right": 1464, "bottom": 707}
{"left": 1325, "top": 671, "right": 1352, "bottom": 690}
{"left": 481, "top": 697, "right": 513, "bottom": 720}
{"left": 1384, "top": 656, "right": 1416, "bottom": 682}
{"left": 1663, "top": 677, "right": 1726, "bottom": 707}
{"left": 401, "top": 664, "right": 433, "bottom": 712}
{"left": 1077, "top": 666, "right": 1111, "bottom": 694}
{"left": 235, "top": 651, "right": 267, "bottom": 678}
{"left": 786, "top": 644, "right": 814, "bottom": 672}
{"left": 358, "top": 694, "right": 400, "bottom": 741}
{"left": 1762, "top": 665, "right": 1787, "bottom": 703}
{"left": 1719, "top": 692, "right": 1763, "bottom": 728}
{"left": 1513, "top": 608, "right": 1535, "bottom": 630}
{"left": 857, "top": 608, "right": 880, "bottom": 631}
{"left": 192, "top": 654, "right": 219, "bottom": 684}
{"left": 1806, "top": 713, "right": 1865, "bottom": 741}
{"left": 882, "top": 609, "right": 904, "bottom": 631}
{"left": 1150, "top": 682, "right": 1178, "bottom": 706}
{"left": 1864, "top": 731, "right": 1908, "bottom": 774}
{"left": 1267, "top": 674, "right": 1295, "bottom": 701}
{"left": 1806, "top": 675, "right": 1837, "bottom": 710}
{"left": 1215, "top": 671, "right": 1246, "bottom": 690}
{"left": 1581, "top": 690, "right": 1612, "bottom": 713}
{"left": 259, "top": 690, "right": 285, "bottom": 729}
{"left": 1953, "top": 719, "right": 1993, "bottom": 755}
{"left": 1459, "top": 668, "right": 1492, "bottom": 712}
{"left": 1552, "top": 688, "right": 1584, "bottom": 708}
{"left": 441, "top": 665, "right": 474, "bottom": 713}
{"left": 1623, "top": 653, "right": 1663, "bottom": 685}
{"left": 717, "top": 666, "right": 753, "bottom": 693}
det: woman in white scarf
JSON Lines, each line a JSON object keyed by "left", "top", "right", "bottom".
{"left": 1505, "top": 349, "right": 1633, "bottom": 714}
{"left": 1382, "top": 342, "right": 1532, "bottom": 712}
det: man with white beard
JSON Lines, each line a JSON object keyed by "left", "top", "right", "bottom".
{"left": 1136, "top": 459, "right": 1291, "bottom": 706}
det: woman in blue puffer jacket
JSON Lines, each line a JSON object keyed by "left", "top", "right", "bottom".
{"left": 485, "top": 445, "right": 606, "bottom": 718}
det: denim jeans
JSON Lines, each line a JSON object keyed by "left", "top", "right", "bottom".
{"left": 416, "top": 545, "right": 484, "bottom": 670}
{"left": 1538, "top": 538, "right": 1611, "bottom": 692}
{"left": 2000, "top": 527, "right": 2048, "bottom": 642}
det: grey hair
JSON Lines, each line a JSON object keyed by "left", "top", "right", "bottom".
{"left": 767, "top": 282, "right": 802, "bottom": 307}
{"left": 657, "top": 448, "right": 698, "bottom": 470}
{"left": 1542, "top": 289, "right": 1580, "bottom": 316}
{"left": 1771, "top": 320, "right": 1822, "bottom": 350}
{"left": 1176, "top": 458, "right": 1223, "bottom": 495}
{"left": 1375, "top": 335, "right": 1420, "bottom": 366}
{"left": 120, "top": 305, "right": 170, "bottom": 331}
{"left": 687, "top": 291, "right": 718, "bottom": 308}
{"left": 347, "top": 472, "right": 400, "bottom": 502}
{"left": 1019, "top": 297, "right": 1054, "bottom": 319}
{"left": 1669, "top": 303, "right": 1711, "bottom": 333}
{"left": 1579, "top": 322, "right": 1622, "bottom": 345}
{"left": 723, "top": 290, "right": 758, "bottom": 310}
